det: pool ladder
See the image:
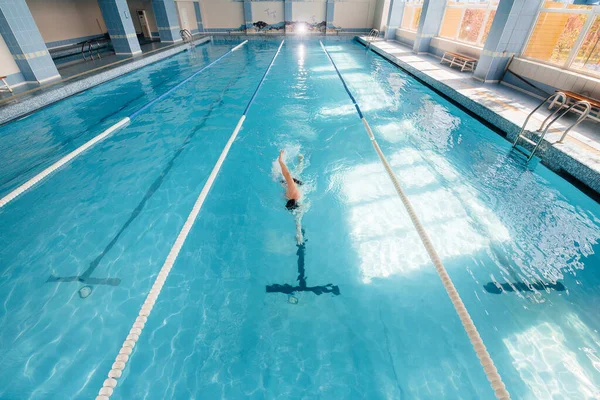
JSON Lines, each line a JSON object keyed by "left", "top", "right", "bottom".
{"left": 81, "top": 40, "right": 102, "bottom": 61}
{"left": 512, "top": 91, "right": 592, "bottom": 161}
{"left": 365, "top": 29, "right": 380, "bottom": 50}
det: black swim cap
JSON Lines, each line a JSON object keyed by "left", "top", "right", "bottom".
{"left": 286, "top": 199, "right": 299, "bottom": 211}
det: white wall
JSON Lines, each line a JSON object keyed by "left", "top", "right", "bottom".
{"left": 251, "top": 1, "right": 284, "bottom": 26}
{"left": 26, "top": 0, "right": 107, "bottom": 46}
{"left": 429, "top": 37, "right": 482, "bottom": 60}
{"left": 200, "top": 0, "right": 244, "bottom": 30}
{"left": 0, "top": 34, "right": 21, "bottom": 79}
{"left": 395, "top": 28, "right": 415, "bottom": 47}
{"left": 128, "top": 0, "right": 158, "bottom": 35}
{"left": 176, "top": 1, "right": 198, "bottom": 31}
{"left": 333, "top": 0, "right": 377, "bottom": 30}
{"left": 292, "top": 1, "right": 326, "bottom": 24}
{"left": 509, "top": 58, "right": 600, "bottom": 100}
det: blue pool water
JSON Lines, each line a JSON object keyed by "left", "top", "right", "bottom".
{"left": 0, "top": 39, "right": 599, "bottom": 399}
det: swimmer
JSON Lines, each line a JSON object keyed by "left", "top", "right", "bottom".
{"left": 278, "top": 149, "right": 302, "bottom": 211}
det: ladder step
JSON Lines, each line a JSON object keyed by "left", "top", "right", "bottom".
{"left": 518, "top": 135, "right": 537, "bottom": 146}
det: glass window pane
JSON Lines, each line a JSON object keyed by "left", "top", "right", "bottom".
{"left": 411, "top": 7, "right": 422, "bottom": 31}
{"left": 458, "top": 9, "right": 486, "bottom": 43}
{"left": 479, "top": 10, "right": 495, "bottom": 45}
{"left": 523, "top": 12, "right": 587, "bottom": 65}
{"left": 572, "top": 16, "right": 600, "bottom": 75}
{"left": 439, "top": 8, "right": 464, "bottom": 38}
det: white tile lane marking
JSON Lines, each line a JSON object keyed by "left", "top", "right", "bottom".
{"left": 0, "top": 117, "right": 130, "bottom": 209}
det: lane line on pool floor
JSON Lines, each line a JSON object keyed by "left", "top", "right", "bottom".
{"left": 319, "top": 41, "right": 511, "bottom": 400}
{"left": 96, "top": 39, "right": 285, "bottom": 400}
{"left": 0, "top": 41, "right": 248, "bottom": 210}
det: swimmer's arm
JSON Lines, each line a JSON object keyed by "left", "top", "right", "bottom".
{"left": 278, "top": 152, "right": 297, "bottom": 191}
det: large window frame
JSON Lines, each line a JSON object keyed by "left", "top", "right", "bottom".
{"left": 438, "top": 1, "right": 499, "bottom": 48}
{"left": 522, "top": 2, "right": 600, "bottom": 78}
{"left": 400, "top": 0, "right": 424, "bottom": 32}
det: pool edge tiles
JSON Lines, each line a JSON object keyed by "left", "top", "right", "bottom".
{"left": 356, "top": 37, "right": 600, "bottom": 198}
{"left": 0, "top": 37, "right": 212, "bottom": 126}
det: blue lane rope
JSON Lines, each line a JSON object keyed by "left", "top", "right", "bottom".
{"left": 243, "top": 40, "right": 285, "bottom": 116}
{"left": 129, "top": 40, "right": 248, "bottom": 120}
{"left": 319, "top": 41, "right": 363, "bottom": 119}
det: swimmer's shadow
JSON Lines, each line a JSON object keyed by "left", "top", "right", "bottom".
{"left": 265, "top": 237, "right": 341, "bottom": 297}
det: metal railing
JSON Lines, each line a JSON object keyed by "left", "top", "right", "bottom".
{"left": 366, "top": 29, "right": 380, "bottom": 50}
{"left": 180, "top": 29, "right": 193, "bottom": 42}
{"left": 81, "top": 40, "right": 102, "bottom": 61}
{"left": 512, "top": 91, "right": 592, "bottom": 161}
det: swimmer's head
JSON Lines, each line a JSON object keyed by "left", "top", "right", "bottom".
{"left": 286, "top": 199, "right": 299, "bottom": 211}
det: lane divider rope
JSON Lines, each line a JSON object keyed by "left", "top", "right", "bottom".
{"left": 0, "top": 41, "right": 248, "bottom": 210}
{"left": 95, "top": 39, "right": 284, "bottom": 400}
{"left": 319, "top": 40, "right": 511, "bottom": 400}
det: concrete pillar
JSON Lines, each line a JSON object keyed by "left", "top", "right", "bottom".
{"left": 193, "top": 1, "right": 203, "bottom": 33}
{"left": 326, "top": 0, "right": 335, "bottom": 34}
{"left": 0, "top": 0, "right": 60, "bottom": 83}
{"left": 474, "top": 0, "right": 542, "bottom": 82}
{"left": 244, "top": 0, "right": 254, "bottom": 33}
{"left": 152, "top": 0, "right": 181, "bottom": 42}
{"left": 413, "top": 0, "right": 445, "bottom": 53}
{"left": 385, "top": 0, "right": 405, "bottom": 40}
{"left": 284, "top": 0, "right": 292, "bottom": 32}
{"left": 97, "top": 0, "right": 142, "bottom": 55}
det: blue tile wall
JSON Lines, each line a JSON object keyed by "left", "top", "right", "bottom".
{"left": 414, "top": 0, "right": 445, "bottom": 53}
{"left": 386, "top": 0, "right": 405, "bottom": 39}
{"left": 475, "top": 0, "right": 543, "bottom": 81}
{"left": 97, "top": 0, "right": 141, "bottom": 54}
{"left": 194, "top": 2, "right": 203, "bottom": 32}
{"left": 0, "top": 0, "right": 60, "bottom": 82}
{"left": 152, "top": 0, "right": 181, "bottom": 42}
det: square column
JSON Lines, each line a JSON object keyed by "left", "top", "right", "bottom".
{"left": 326, "top": 0, "right": 335, "bottom": 34}
{"left": 244, "top": 0, "right": 254, "bottom": 33}
{"left": 474, "top": 0, "right": 542, "bottom": 82}
{"left": 284, "top": 0, "right": 292, "bottom": 32}
{"left": 194, "top": 2, "right": 203, "bottom": 33}
{"left": 98, "top": 0, "right": 142, "bottom": 55}
{"left": 152, "top": 0, "right": 181, "bottom": 42}
{"left": 0, "top": 0, "right": 60, "bottom": 83}
{"left": 385, "top": 0, "right": 405, "bottom": 40}
{"left": 413, "top": 0, "right": 445, "bottom": 53}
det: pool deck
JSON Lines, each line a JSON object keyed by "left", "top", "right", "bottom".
{"left": 357, "top": 37, "right": 600, "bottom": 195}
{"left": 0, "top": 37, "right": 210, "bottom": 125}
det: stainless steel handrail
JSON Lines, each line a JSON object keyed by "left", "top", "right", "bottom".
{"left": 556, "top": 100, "right": 592, "bottom": 143}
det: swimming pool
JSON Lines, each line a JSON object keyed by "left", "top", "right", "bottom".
{"left": 1, "top": 38, "right": 599, "bottom": 399}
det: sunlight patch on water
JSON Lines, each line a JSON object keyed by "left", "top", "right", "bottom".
{"left": 503, "top": 313, "right": 600, "bottom": 399}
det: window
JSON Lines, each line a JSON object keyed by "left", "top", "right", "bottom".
{"left": 438, "top": 1, "right": 499, "bottom": 47}
{"left": 523, "top": 1, "right": 600, "bottom": 77}
{"left": 401, "top": 0, "right": 424, "bottom": 32}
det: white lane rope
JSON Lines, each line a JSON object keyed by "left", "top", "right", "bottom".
{"left": 320, "top": 41, "right": 511, "bottom": 400}
{"left": 96, "top": 40, "right": 284, "bottom": 400}
{"left": 0, "top": 118, "right": 130, "bottom": 208}
{"left": 0, "top": 41, "right": 248, "bottom": 210}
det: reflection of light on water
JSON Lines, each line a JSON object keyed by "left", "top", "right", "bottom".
{"left": 503, "top": 313, "right": 600, "bottom": 399}
{"left": 297, "top": 44, "right": 304, "bottom": 67}
{"left": 339, "top": 147, "right": 510, "bottom": 283}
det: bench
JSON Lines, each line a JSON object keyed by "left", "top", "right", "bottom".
{"left": 440, "top": 51, "right": 477, "bottom": 72}
{"left": 0, "top": 76, "right": 12, "bottom": 93}
{"left": 549, "top": 90, "right": 600, "bottom": 123}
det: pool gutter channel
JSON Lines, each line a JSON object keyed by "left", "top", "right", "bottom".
{"left": 95, "top": 40, "right": 285, "bottom": 400}
{"left": 355, "top": 37, "right": 600, "bottom": 202}
{"left": 320, "top": 41, "right": 511, "bottom": 400}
